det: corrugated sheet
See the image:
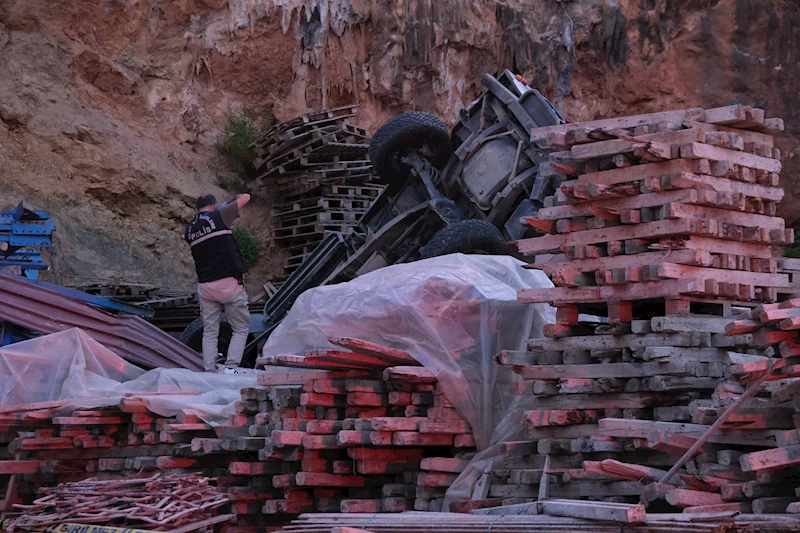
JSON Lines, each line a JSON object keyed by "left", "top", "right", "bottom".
{"left": 0, "top": 272, "right": 202, "bottom": 370}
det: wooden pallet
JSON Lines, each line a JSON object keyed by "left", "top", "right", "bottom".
{"left": 272, "top": 195, "right": 378, "bottom": 218}
{"left": 466, "top": 106, "right": 800, "bottom": 517}
{"left": 520, "top": 116, "right": 790, "bottom": 311}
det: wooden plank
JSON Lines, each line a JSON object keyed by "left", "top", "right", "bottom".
{"left": 327, "top": 337, "right": 419, "bottom": 365}
{"left": 599, "top": 418, "right": 778, "bottom": 447}
{"left": 530, "top": 108, "right": 707, "bottom": 141}
{"left": 577, "top": 159, "right": 701, "bottom": 186}
{"left": 518, "top": 278, "right": 702, "bottom": 304}
{"left": 518, "top": 218, "right": 715, "bottom": 255}
{"left": 638, "top": 347, "right": 729, "bottom": 362}
{"left": 515, "top": 362, "right": 696, "bottom": 380}
{"left": 666, "top": 489, "right": 724, "bottom": 508}
{"left": 470, "top": 502, "right": 540, "bottom": 515}
{"left": 752, "top": 497, "right": 796, "bottom": 514}
{"left": 740, "top": 445, "right": 800, "bottom": 472}
{"left": 538, "top": 499, "right": 645, "bottom": 523}
{"left": 657, "top": 263, "right": 789, "bottom": 288}
{"left": 662, "top": 202, "right": 784, "bottom": 231}
{"left": 534, "top": 189, "right": 699, "bottom": 220}
{"left": 382, "top": 367, "right": 437, "bottom": 383}
{"left": 393, "top": 432, "right": 453, "bottom": 446}
{"left": 760, "top": 308, "right": 800, "bottom": 322}
{"left": 512, "top": 392, "right": 692, "bottom": 410}
{"left": 702, "top": 104, "right": 761, "bottom": 126}
{"left": 666, "top": 172, "right": 784, "bottom": 202}
{"left": 570, "top": 139, "right": 672, "bottom": 161}
{"left": 679, "top": 236, "right": 773, "bottom": 259}
{"left": 772, "top": 381, "right": 800, "bottom": 404}
{"left": 682, "top": 121, "right": 775, "bottom": 147}
{"left": 52, "top": 417, "right": 122, "bottom": 425}
{"left": 295, "top": 472, "right": 366, "bottom": 487}
{"left": 528, "top": 249, "right": 712, "bottom": 275}
{"left": 682, "top": 502, "right": 752, "bottom": 514}
{"left": 527, "top": 333, "right": 708, "bottom": 351}
{"left": 681, "top": 142, "right": 781, "bottom": 173}
{"left": 0, "top": 399, "right": 73, "bottom": 414}
{"left": 258, "top": 355, "right": 368, "bottom": 370}
{"left": 304, "top": 350, "right": 393, "bottom": 368}
{"left": 649, "top": 317, "right": 733, "bottom": 334}
{"left": 420, "top": 457, "right": 470, "bottom": 473}
{"left": 0, "top": 460, "right": 41, "bottom": 474}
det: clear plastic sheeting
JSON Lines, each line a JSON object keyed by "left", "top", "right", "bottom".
{"left": 0, "top": 328, "right": 145, "bottom": 406}
{"left": 263, "top": 253, "right": 555, "bottom": 496}
{"left": 0, "top": 329, "right": 257, "bottom": 425}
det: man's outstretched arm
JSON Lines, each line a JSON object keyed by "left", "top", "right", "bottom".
{"left": 219, "top": 194, "right": 250, "bottom": 226}
{"left": 235, "top": 193, "right": 251, "bottom": 209}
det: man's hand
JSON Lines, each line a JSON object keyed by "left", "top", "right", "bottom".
{"left": 234, "top": 193, "right": 251, "bottom": 209}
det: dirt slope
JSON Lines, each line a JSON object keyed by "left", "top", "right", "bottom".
{"left": 1, "top": 0, "right": 797, "bottom": 288}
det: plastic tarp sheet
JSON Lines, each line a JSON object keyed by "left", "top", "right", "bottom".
{"left": 263, "top": 253, "right": 555, "bottom": 506}
{"left": 0, "top": 328, "right": 257, "bottom": 425}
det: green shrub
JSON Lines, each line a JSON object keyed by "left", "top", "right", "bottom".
{"left": 216, "top": 107, "right": 275, "bottom": 174}
{"left": 215, "top": 175, "right": 251, "bottom": 194}
{"left": 233, "top": 226, "right": 259, "bottom": 269}
{"left": 217, "top": 110, "right": 257, "bottom": 171}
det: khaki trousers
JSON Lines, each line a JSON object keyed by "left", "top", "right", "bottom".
{"left": 199, "top": 288, "right": 250, "bottom": 371}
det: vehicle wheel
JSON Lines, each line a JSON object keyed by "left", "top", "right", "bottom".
{"left": 179, "top": 316, "right": 232, "bottom": 359}
{"left": 421, "top": 220, "right": 508, "bottom": 259}
{"left": 369, "top": 112, "right": 452, "bottom": 182}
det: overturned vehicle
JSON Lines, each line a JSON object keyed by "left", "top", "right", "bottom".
{"left": 181, "top": 70, "right": 565, "bottom": 362}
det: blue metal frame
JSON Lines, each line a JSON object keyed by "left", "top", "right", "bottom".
{"left": 0, "top": 201, "right": 54, "bottom": 279}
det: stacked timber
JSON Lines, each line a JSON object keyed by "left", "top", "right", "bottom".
{"left": 226, "top": 338, "right": 476, "bottom": 519}
{"left": 473, "top": 105, "right": 798, "bottom": 514}
{"left": 722, "top": 299, "right": 800, "bottom": 513}
{"left": 251, "top": 105, "right": 384, "bottom": 277}
{"left": 0, "top": 340, "right": 475, "bottom": 532}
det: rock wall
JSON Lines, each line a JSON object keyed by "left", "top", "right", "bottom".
{"left": 1, "top": 0, "right": 797, "bottom": 288}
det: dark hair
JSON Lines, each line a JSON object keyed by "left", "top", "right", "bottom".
{"left": 196, "top": 194, "right": 217, "bottom": 209}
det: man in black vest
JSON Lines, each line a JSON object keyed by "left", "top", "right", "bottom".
{"left": 185, "top": 193, "right": 251, "bottom": 373}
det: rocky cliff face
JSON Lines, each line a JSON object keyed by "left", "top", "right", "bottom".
{"left": 1, "top": 0, "right": 797, "bottom": 287}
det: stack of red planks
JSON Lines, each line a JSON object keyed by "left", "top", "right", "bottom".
{"left": 221, "top": 337, "right": 476, "bottom": 520}
{"left": 0, "top": 339, "right": 476, "bottom": 533}
{"left": 457, "top": 105, "right": 800, "bottom": 516}
{"left": 522, "top": 103, "right": 790, "bottom": 315}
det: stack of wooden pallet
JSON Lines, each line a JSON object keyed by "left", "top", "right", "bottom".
{"left": 272, "top": 183, "right": 384, "bottom": 275}
{"left": 251, "top": 105, "right": 384, "bottom": 277}
{"left": 466, "top": 105, "right": 799, "bottom": 514}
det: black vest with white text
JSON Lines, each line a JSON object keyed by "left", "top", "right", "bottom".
{"left": 185, "top": 209, "right": 247, "bottom": 283}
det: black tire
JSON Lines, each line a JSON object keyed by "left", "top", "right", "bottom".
{"left": 369, "top": 112, "right": 452, "bottom": 182}
{"left": 179, "top": 316, "right": 232, "bottom": 358}
{"left": 421, "top": 220, "right": 508, "bottom": 259}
